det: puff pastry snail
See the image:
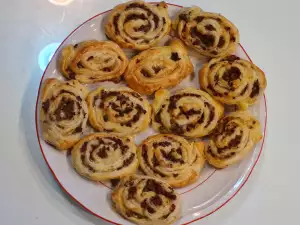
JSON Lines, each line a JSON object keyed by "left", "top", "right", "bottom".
{"left": 60, "top": 40, "right": 128, "bottom": 83}
{"left": 152, "top": 88, "right": 224, "bottom": 138}
{"left": 87, "top": 87, "right": 151, "bottom": 136}
{"left": 39, "top": 79, "right": 89, "bottom": 150}
{"left": 137, "top": 134, "right": 205, "bottom": 188}
{"left": 112, "top": 175, "right": 181, "bottom": 225}
{"left": 125, "top": 39, "right": 194, "bottom": 95}
{"left": 72, "top": 133, "right": 138, "bottom": 181}
{"left": 205, "top": 111, "right": 262, "bottom": 169}
{"left": 173, "top": 6, "right": 239, "bottom": 57}
{"left": 105, "top": 1, "right": 171, "bottom": 50}
{"left": 199, "top": 55, "right": 267, "bottom": 109}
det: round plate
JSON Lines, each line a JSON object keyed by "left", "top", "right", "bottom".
{"left": 35, "top": 3, "right": 267, "bottom": 225}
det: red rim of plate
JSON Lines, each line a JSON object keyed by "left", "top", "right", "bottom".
{"left": 34, "top": 3, "right": 268, "bottom": 225}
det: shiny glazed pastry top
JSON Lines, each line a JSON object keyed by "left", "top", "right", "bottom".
{"left": 125, "top": 39, "right": 193, "bottom": 95}
{"left": 60, "top": 40, "right": 128, "bottom": 83}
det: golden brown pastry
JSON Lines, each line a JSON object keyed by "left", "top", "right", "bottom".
{"left": 137, "top": 134, "right": 205, "bottom": 188}
{"left": 112, "top": 175, "right": 180, "bottom": 225}
{"left": 60, "top": 40, "right": 128, "bottom": 83}
{"left": 87, "top": 87, "right": 151, "bottom": 136}
{"left": 205, "top": 111, "right": 262, "bottom": 169}
{"left": 105, "top": 1, "right": 171, "bottom": 50}
{"left": 152, "top": 88, "right": 224, "bottom": 138}
{"left": 199, "top": 55, "right": 267, "bottom": 109}
{"left": 173, "top": 6, "right": 239, "bottom": 57}
{"left": 72, "top": 133, "right": 138, "bottom": 181}
{"left": 124, "top": 39, "right": 194, "bottom": 95}
{"left": 39, "top": 78, "right": 89, "bottom": 150}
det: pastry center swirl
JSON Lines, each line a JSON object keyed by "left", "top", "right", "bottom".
{"left": 93, "top": 90, "right": 147, "bottom": 127}
{"left": 42, "top": 90, "right": 86, "bottom": 133}
{"left": 79, "top": 137, "right": 135, "bottom": 172}
{"left": 208, "top": 117, "right": 250, "bottom": 159}
{"left": 156, "top": 93, "right": 216, "bottom": 134}
{"left": 206, "top": 56, "right": 262, "bottom": 99}
{"left": 112, "top": 3, "right": 167, "bottom": 43}
{"left": 121, "top": 177, "right": 178, "bottom": 219}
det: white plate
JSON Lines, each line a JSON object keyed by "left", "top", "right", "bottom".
{"left": 35, "top": 3, "right": 267, "bottom": 225}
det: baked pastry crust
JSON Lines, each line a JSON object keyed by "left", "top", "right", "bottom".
{"left": 87, "top": 86, "right": 151, "bottom": 136}
{"left": 124, "top": 39, "right": 194, "bottom": 95}
{"left": 72, "top": 133, "right": 138, "bottom": 181}
{"left": 137, "top": 134, "right": 205, "bottom": 188}
{"left": 112, "top": 175, "right": 181, "bottom": 225}
{"left": 105, "top": 1, "right": 171, "bottom": 50}
{"left": 199, "top": 55, "right": 267, "bottom": 109}
{"left": 173, "top": 6, "right": 239, "bottom": 57}
{"left": 60, "top": 40, "right": 128, "bottom": 83}
{"left": 152, "top": 88, "right": 224, "bottom": 138}
{"left": 205, "top": 111, "right": 262, "bottom": 169}
{"left": 40, "top": 78, "right": 89, "bottom": 150}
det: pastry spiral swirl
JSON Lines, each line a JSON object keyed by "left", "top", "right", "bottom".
{"left": 199, "top": 55, "right": 267, "bottom": 109}
{"left": 112, "top": 175, "right": 180, "bottom": 225}
{"left": 40, "top": 78, "right": 89, "bottom": 150}
{"left": 60, "top": 40, "right": 128, "bottom": 83}
{"left": 152, "top": 88, "right": 224, "bottom": 138}
{"left": 105, "top": 1, "right": 171, "bottom": 50}
{"left": 125, "top": 39, "right": 194, "bottom": 95}
{"left": 137, "top": 134, "right": 205, "bottom": 188}
{"left": 173, "top": 6, "right": 239, "bottom": 57}
{"left": 87, "top": 87, "right": 151, "bottom": 136}
{"left": 72, "top": 133, "right": 138, "bottom": 181}
{"left": 205, "top": 111, "right": 262, "bottom": 169}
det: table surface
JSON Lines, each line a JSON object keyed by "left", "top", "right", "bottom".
{"left": 1, "top": 0, "right": 298, "bottom": 224}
